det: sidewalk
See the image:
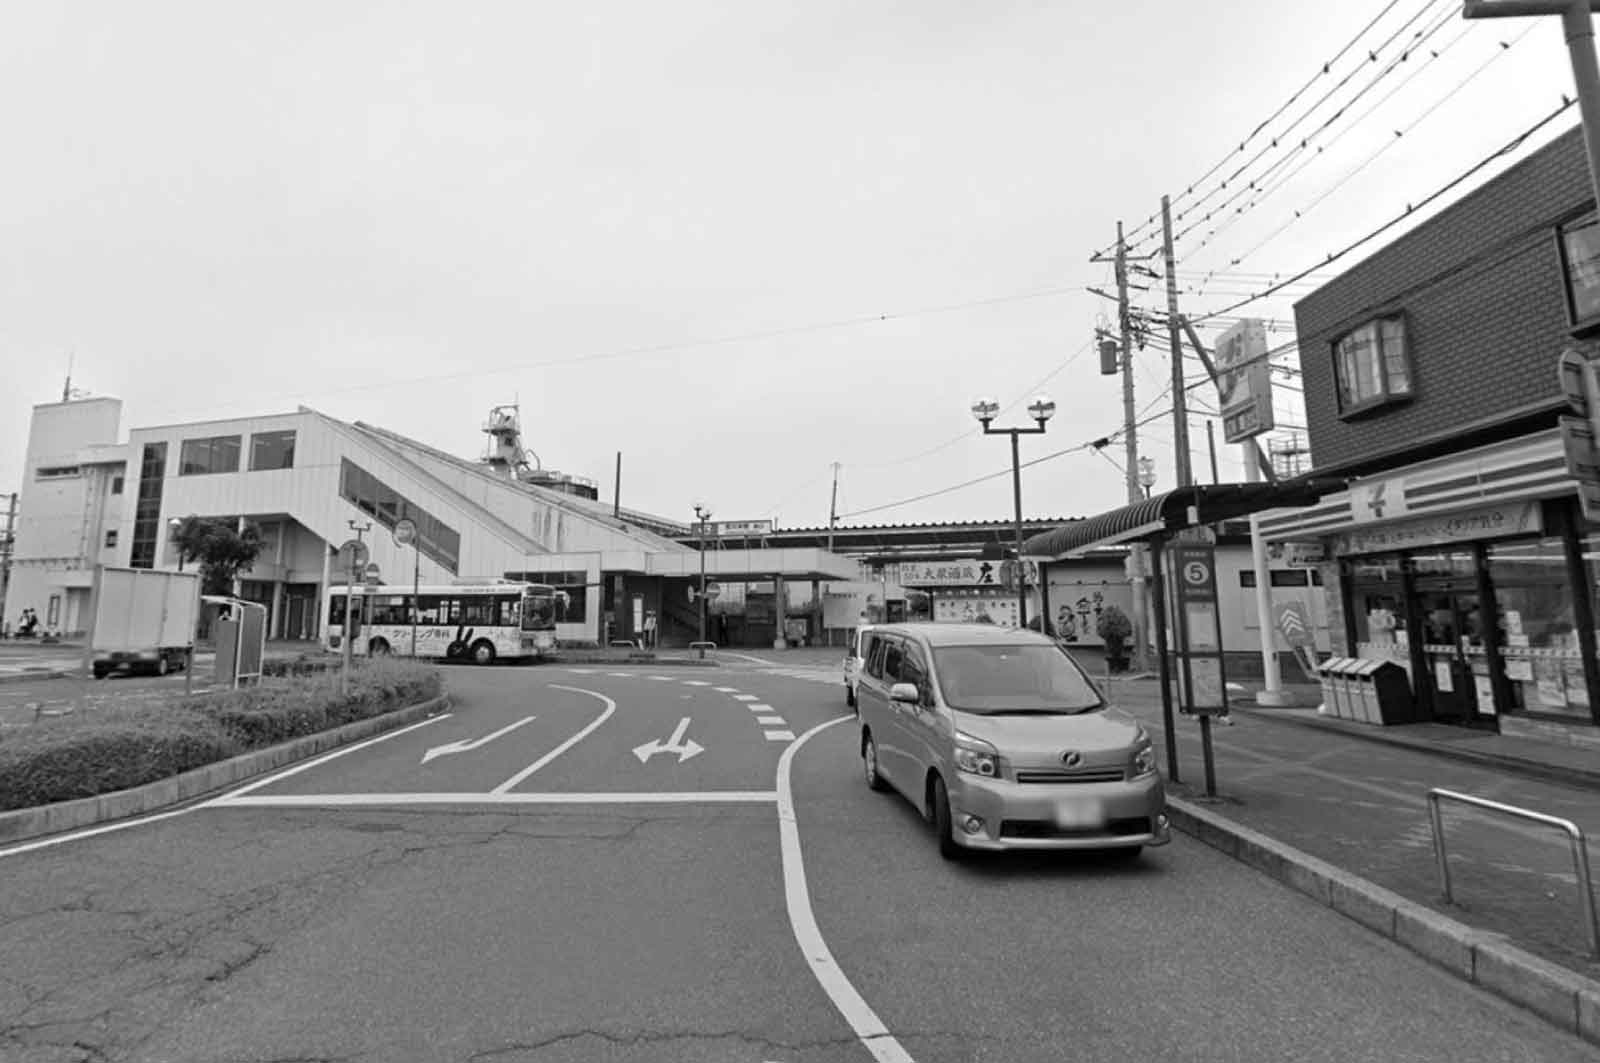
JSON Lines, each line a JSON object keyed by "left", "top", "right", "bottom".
{"left": 1103, "top": 675, "right": 1600, "bottom": 984}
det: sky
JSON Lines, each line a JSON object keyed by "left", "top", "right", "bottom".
{"left": 0, "top": 0, "right": 1582, "bottom": 531}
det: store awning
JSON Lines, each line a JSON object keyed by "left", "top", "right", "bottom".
{"left": 1021, "top": 480, "right": 1338, "bottom": 561}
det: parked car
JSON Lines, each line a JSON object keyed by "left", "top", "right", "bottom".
{"left": 855, "top": 622, "right": 1170, "bottom": 860}
{"left": 843, "top": 622, "right": 879, "bottom": 710}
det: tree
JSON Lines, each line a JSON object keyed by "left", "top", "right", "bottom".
{"left": 173, "top": 517, "right": 263, "bottom": 596}
{"left": 1096, "top": 604, "right": 1133, "bottom": 672}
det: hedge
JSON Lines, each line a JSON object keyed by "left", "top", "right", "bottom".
{"left": 0, "top": 659, "right": 441, "bottom": 812}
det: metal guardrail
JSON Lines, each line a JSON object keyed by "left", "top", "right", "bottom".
{"left": 1426, "top": 787, "right": 1600, "bottom": 958}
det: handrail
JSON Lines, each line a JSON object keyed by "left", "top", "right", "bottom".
{"left": 1426, "top": 787, "right": 1599, "bottom": 957}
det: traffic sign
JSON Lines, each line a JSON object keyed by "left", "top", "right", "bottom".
{"left": 337, "top": 539, "right": 369, "bottom": 573}
{"left": 364, "top": 562, "right": 382, "bottom": 586}
{"left": 393, "top": 518, "right": 417, "bottom": 547}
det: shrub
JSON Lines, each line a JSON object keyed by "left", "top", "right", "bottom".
{"left": 0, "top": 658, "right": 441, "bottom": 812}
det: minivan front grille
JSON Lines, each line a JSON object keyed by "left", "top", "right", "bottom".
{"left": 1000, "top": 816, "right": 1152, "bottom": 839}
{"left": 1014, "top": 767, "right": 1126, "bottom": 784}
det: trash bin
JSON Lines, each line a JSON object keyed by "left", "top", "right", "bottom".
{"left": 1319, "top": 657, "right": 1354, "bottom": 719}
{"left": 1368, "top": 660, "right": 1416, "bottom": 724}
{"left": 1347, "top": 660, "right": 1382, "bottom": 723}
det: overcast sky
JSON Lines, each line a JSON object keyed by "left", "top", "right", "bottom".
{"left": 0, "top": 1, "right": 1579, "bottom": 532}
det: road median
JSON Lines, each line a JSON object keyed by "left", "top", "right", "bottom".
{"left": 0, "top": 660, "right": 447, "bottom": 847}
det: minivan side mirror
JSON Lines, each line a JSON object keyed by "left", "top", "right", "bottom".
{"left": 890, "top": 682, "right": 921, "bottom": 703}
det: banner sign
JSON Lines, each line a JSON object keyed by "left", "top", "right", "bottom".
{"left": 897, "top": 559, "right": 1001, "bottom": 587}
{"left": 1335, "top": 501, "right": 1542, "bottom": 555}
{"left": 1215, "top": 318, "right": 1275, "bottom": 443}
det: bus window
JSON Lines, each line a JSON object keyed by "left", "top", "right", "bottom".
{"left": 522, "top": 591, "right": 556, "bottom": 630}
{"left": 329, "top": 593, "right": 348, "bottom": 626}
{"left": 416, "top": 595, "right": 443, "bottom": 625}
{"left": 462, "top": 597, "right": 495, "bottom": 626}
{"left": 496, "top": 595, "right": 521, "bottom": 627}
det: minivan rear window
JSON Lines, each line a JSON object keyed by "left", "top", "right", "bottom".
{"left": 931, "top": 644, "right": 1103, "bottom": 714}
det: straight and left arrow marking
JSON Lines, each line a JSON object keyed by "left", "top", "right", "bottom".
{"left": 422, "top": 716, "right": 537, "bottom": 764}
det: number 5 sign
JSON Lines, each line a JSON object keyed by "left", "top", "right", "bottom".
{"left": 1170, "top": 542, "right": 1228, "bottom": 716}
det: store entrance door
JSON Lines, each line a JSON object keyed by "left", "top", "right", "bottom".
{"left": 1416, "top": 583, "right": 1490, "bottom": 723}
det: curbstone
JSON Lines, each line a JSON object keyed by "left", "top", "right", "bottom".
{"left": 0, "top": 693, "right": 449, "bottom": 846}
{"left": 1166, "top": 793, "right": 1600, "bottom": 1046}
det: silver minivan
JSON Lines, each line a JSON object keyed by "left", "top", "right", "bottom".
{"left": 856, "top": 622, "right": 1170, "bottom": 860}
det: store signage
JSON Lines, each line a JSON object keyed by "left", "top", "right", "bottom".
{"left": 1335, "top": 501, "right": 1542, "bottom": 555}
{"left": 1349, "top": 474, "right": 1408, "bottom": 524}
{"left": 1215, "top": 318, "right": 1275, "bottom": 443}
{"left": 897, "top": 559, "right": 1001, "bottom": 587}
{"left": 695, "top": 519, "right": 774, "bottom": 538}
{"left": 1267, "top": 540, "right": 1326, "bottom": 567}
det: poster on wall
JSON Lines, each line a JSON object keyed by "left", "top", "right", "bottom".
{"left": 1048, "top": 580, "right": 1134, "bottom": 646}
{"left": 1474, "top": 675, "right": 1496, "bottom": 716}
{"left": 934, "top": 597, "right": 1020, "bottom": 628}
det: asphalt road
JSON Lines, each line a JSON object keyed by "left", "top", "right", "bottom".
{"left": 2, "top": 661, "right": 1594, "bottom": 1062}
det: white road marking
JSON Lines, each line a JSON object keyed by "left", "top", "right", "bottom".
{"left": 421, "top": 715, "right": 537, "bottom": 764}
{"left": 765, "top": 730, "right": 796, "bottom": 742}
{"left": 649, "top": 675, "right": 675, "bottom": 681}
{"left": 777, "top": 716, "right": 914, "bottom": 1062}
{"left": 491, "top": 685, "right": 616, "bottom": 794}
{"left": 566, "top": 668, "right": 598, "bottom": 674}
{"left": 733, "top": 694, "right": 758, "bottom": 702}
{"left": 607, "top": 672, "right": 631, "bottom": 677}
{"left": 213, "top": 791, "right": 779, "bottom": 807}
{"left": 203, "top": 713, "right": 454, "bottom": 803}
{"left": 749, "top": 704, "right": 774, "bottom": 712}
{"left": 757, "top": 716, "right": 786, "bottom": 726}
{"left": 683, "top": 680, "right": 711, "bottom": 686}
{"left": 3, "top": 712, "right": 455, "bottom": 857}
{"left": 714, "top": 686, "right": 739, "bottom": 693}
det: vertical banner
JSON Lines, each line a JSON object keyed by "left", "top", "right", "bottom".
{"left": 1170, "top": 531, "right": 1229, "bottom": 716}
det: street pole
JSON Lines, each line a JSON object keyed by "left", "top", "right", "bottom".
{"left": 411, "top": 543, "right": 420, "bottom": 659}
{"left": 1206, "top": 419, "right": 1220, "bottom": 484}
{"left": 1162, "top": 195, "right": 1194, "bottom": 489}
{"left": 1010, "top": 431, "right": 1027, "bottom": 629}
{"left": 1245, "top": 446, "right": 1289, "bottom": 705}
{"left": 0, "top": 493, "right": 16, "bottom": 635}
{"left": 828, "top": 462, "right": 840, "bottom": 553}
{"left": 341, "top": 520, "right": 370, "bottom": 695}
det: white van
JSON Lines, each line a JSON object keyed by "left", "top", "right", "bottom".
{"left": 844, "top": 623, "right": 879, "bottom": 710}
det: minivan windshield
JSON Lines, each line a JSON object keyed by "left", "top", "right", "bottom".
{"left": 930, "top": 643, "right": 1104, "bottom": 714}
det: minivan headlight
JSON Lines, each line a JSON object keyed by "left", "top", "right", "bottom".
{"left": 1132, "top": 741, "right": 1157, "bottom": 777}
{"left": 954, "top": 733, "right": 1000, "bottom": 778}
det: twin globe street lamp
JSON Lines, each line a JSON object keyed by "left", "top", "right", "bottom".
{"left": 971, "top": 395, "right": 1056, "bottom": 629}
{"left": 691, "top": 502, "right": 721, "bottom": 648}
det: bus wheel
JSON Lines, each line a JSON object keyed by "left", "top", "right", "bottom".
{"left": 471, "top": 640, "right": 497, "bottom": 666}
{"left": 369, "top": 638, "right": 391, "bottom": 656}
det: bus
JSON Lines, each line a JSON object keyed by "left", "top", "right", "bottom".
{"left": 324, "top": 580, "right": 561, "bottom": 664}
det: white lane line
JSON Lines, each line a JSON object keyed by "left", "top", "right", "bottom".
{"left": 765, "top": 730, "right": 797, "bottom": 742}
{"left": 777, "top": 716, "right": 913, "bottom": 1062}
{"left": 204, "top": 713, "right": 454, "bottom": 803}
{"left": 491, "top": 685, "right": 616, "bottom": 794}
{"left": 714, "top": 686, "right": 740, "bottom": 693}
{"left": 607, "top": 672, "right": 631, "bottom": 677}
{"left": 733, "top": 694, "right": 759, "bottom": 702}
{"left": 749, "top": 704, "right": 774, "bottom": 712}
{"left": 649, "top": 675, "right": 676, "bottom": 681}
{"left": 5, "top": 712, "right": 456, "bottom": 856}
{"left": 567, "top": 668, "right": 598, "bottom": 674}
{"left": 683, "top": 680, "right": 711, "bottom": 687}
{"left": 214, "top": 791, "right": 779, "bottom": 806}
{"left": 757, "top": 716, "right": 786, "bottom": 726}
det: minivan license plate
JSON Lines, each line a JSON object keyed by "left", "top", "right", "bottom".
{"left": 1055, "top": 799, "right": 1103, "bottom": 830}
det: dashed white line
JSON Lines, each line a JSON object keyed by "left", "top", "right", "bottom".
{"left": 765, "top": 730, "right": 796, "bottom": 742}
{"left": 757, "top": 716, "right": 786, "bottom": 726}
{"left": 733, "top": 694, "right": 759, "bottom": 702}
{"left": 607, "top": 672, "right": 631, "bottom": 677}
{"left": 649, "top": 675, "right": 675, "bottom": 681}
{"left": 714, "top": 686, "right": 739, "bottom": 693}
{"left": 749, "top": 704, "right": 774, "bottom": 712}
{"left": 683, "top": 680, "right": 712, "bottom": 686}
{"left": 776, "top": 716, "right": 913, "bottom": 1061}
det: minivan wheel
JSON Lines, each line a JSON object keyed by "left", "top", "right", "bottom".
{"left": 930, "top": 776, "right": 964, "bottom": 861}
{"left": 862, "top": 732, "right": 889, "bottom": 792}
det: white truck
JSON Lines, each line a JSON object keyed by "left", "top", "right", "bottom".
{"left": 90, "top": 566, "right": 202, "bottom": 678}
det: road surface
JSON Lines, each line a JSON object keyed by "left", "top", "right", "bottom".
{"left": 2, "top": 662, "right": 1591, "bottom": 1062}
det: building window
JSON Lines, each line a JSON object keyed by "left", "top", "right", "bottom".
{"left": 105, "top": 530, "right": 118, "bottom": 549}
{"left": 111, "top": 475, "right": 124, "bottom": 495}
{"left": 337, "top": 458, "right": 460, "bottom": 574}
{"left": 504, "top": 570, "right": 589, "bottom": 624}
{"left": 180, "top": 435, "right": 241, "bottom": 476}
{"left": 35, "top": 465, "right": 82, "bottom": 480}
{"left": 1500, "top": 537, "right": 1586, "bottom": 719}
{"left": 1333, "top": 315, "right": 1412, "bottom": 417}
{"left": 249, "top": 430, "right": 296, "bottom": 471}
{"left": 129, "top": 442, "right": 168, "bottom": 568}
{"left": 1559, "top": 211, "right": 1600, "bottom": 334}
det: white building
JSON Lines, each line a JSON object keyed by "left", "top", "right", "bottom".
{"left": 6, "top": 395, "right": 856, "bottom": 647}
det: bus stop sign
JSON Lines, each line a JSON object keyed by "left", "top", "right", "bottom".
{"left": 337, "top": 539, "right": 369, "bottom": 574}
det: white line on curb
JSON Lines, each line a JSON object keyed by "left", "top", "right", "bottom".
{"left": 776, "top": 715, "right": 914, "bottom": 1062}
{"left": 216, "top": 791, "right": 779, "bottom": 807}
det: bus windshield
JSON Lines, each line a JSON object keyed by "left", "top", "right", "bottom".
{"left": 522, "top": 589, "right": 557, "bottom": 631}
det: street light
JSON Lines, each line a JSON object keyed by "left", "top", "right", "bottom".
{"left": 972, "top": 394, "right": 1055, "bottom": 628}
{"left": 1138, "top": 457, "right": 1158, "bottom": 499}
{"left": 168, "top": 515, "right": 198, "bottom": 572}
{"left": 693, "top": 502, "right": 712, "bottom": 646}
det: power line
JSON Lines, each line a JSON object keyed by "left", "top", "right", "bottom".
{"left": 1096, "top": 0, "right": 1409, "bottom": 259}
{"left": 1191, "top": 97, "right": 1578, "bottom": 325}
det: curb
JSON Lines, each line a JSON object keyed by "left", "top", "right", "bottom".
{"left": 1227, "top": 705, "right": 1600, "bottom": 791}
{"left": 548, "top": 656, "right": 720, "bottom": 667}
{"left": 1166, "top": 796, "right": 1600, "bottom": 1045}
{"left": 0, "top": 670, "right": 75, "bottom": 686}
{"left": 0, "top": 693, "right": 451, "bottom": 847}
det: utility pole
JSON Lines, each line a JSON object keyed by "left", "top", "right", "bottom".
{"left": 827, "top": 462, "right": 840, "bottom": 553}
{"left": 0, "top": 493, "right": 15, "bottom": 634}
{"left": 1162, "top": 195, "right": 1194, "bottom": 488}
{"left": 1092, "top": 223, "right": 1159, "bottom": 672}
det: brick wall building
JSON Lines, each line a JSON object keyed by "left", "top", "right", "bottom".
{"left": 1259, "top": 122, "right": 1600, "bottom": 746}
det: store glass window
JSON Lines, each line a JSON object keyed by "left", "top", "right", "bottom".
{"left": 1497, "top": 537, "right": 1586, "bottom": 719}
{"left": 1346, "top": 554, "right": 1407, "bottom": 661}
{"left": 1407, "top": 548, "right": 1476, "bottom": 581}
